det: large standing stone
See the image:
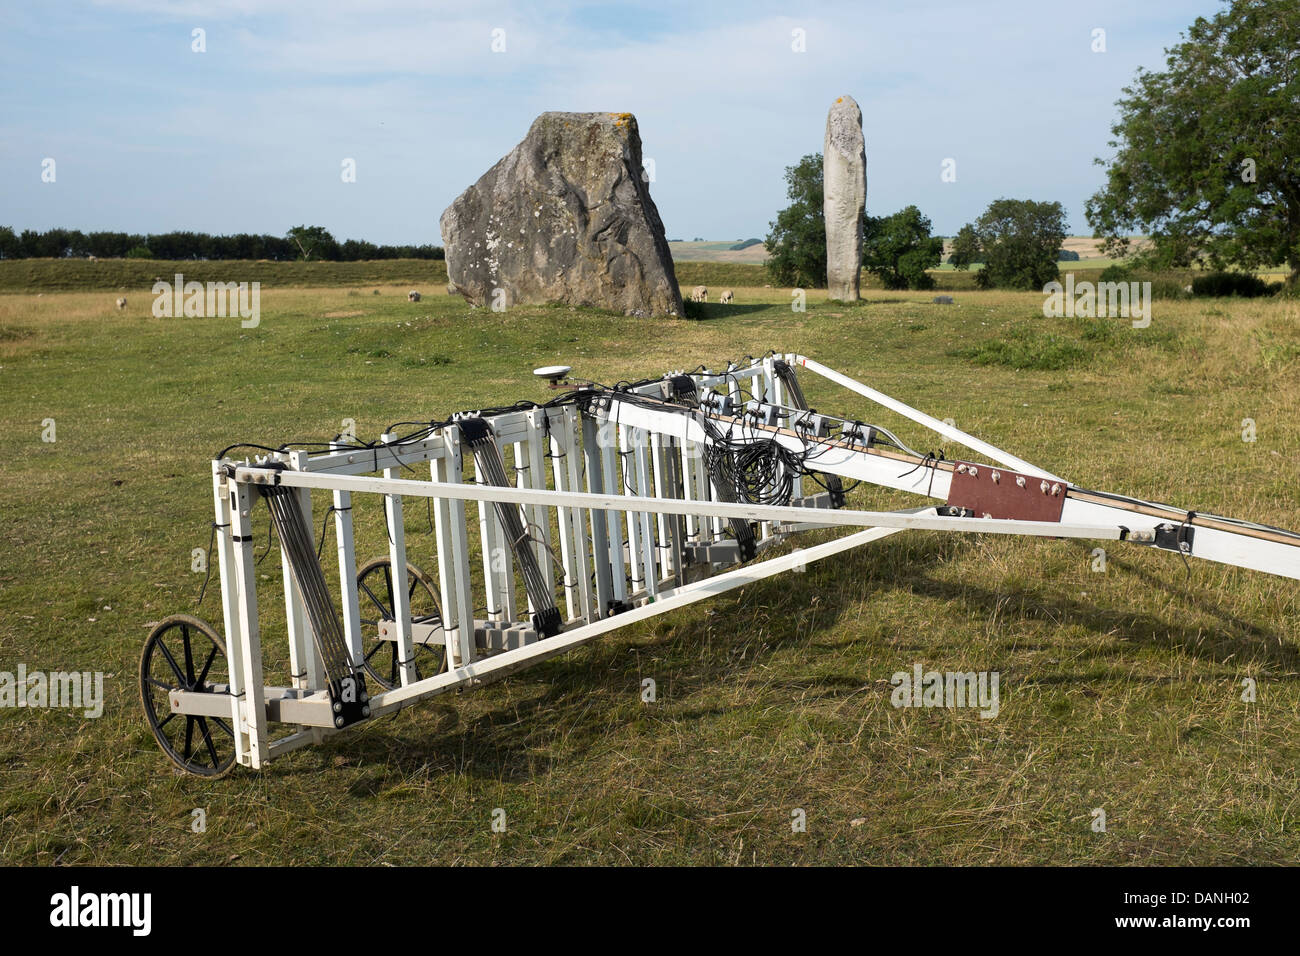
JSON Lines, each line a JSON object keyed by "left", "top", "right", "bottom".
{"left": 823, "top": 95, "right": 866, "bottom": 301}
{"left": 440, "top": 112, "right": 684, "bottom": 317}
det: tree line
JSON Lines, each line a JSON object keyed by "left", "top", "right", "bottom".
{"left": 767, "top": 1, "right": 1298, "bottom": 293}
{"left": 0, "top": 224, "right": 444, "bottom": 261}
{"left": 764, "top": 153, "right": 1065, "bottom": 292}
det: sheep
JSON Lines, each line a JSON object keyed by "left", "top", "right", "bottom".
{"left": 719, "top": 289, "right": 734, "bottom": 304}
{"left": 408, "top": 290, "right": 421, "bottom": 302}
{"left": 690, "top": 285, "right": 707, "bottom": 302}
{"left": 115, "top": 297, "right": 127, "bottom": 310}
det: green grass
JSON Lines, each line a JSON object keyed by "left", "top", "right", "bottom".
{"left": 2, "top": 279, "right": 1300, "bottom": 865}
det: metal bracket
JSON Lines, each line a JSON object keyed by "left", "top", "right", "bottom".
{"left": 1151, "top": 522, "right": 1195, "bottom": 554}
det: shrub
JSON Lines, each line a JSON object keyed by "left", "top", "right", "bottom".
{"left": 1190, "top": 272, "right": 1277, "bottom": 298}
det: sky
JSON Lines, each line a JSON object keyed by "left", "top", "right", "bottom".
{"left": 0, "top": 0, "right": 1226, "bottom": 244}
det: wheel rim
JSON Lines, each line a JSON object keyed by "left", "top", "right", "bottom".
{"left": 357, "top": 559, "right": 446, "bottom": 689}
{"left": 140, "top": 615, "right": 236, "bottom": 777}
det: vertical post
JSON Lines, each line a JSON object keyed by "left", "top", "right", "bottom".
{"left": 381, "top": 433, "right": 418, "bottom": 686}
{"left": 228, "top": 480, "right": 269, "bottom": 769}
{"left": 433, "top": 427, "right": 475, "bottom": 668}
{"left": 582, "top": 412, "right": 613, "bottom": 617}
{"left": 562, "top": 407, "right": 595, "bottom": 622}
{"left": 524, "top": 409, "right": 555, "bottom": 603}
{"left": 632, "top": 428, "right": 659, "bottom": 600}
{"left": 650, "top": 433, "right": 670, "bottom": 574}
{"left": 681, "top": 434, "right": 700, "bottom": 545}
{"left": 476, "top": 458, "right": 507, "bottom": 624}
{"left": 550, "top": 415, "right": 580, "bottom": 621}
{"left": 599, "top": 417, "right": 628, "bottom": 603}
{"left": 330, "top": 443, "right": 363, "bottom": 670}
{"left": 759, "top": 356, "right": 780, "bottom": 538}
{"left": 619, "top": 424, "right": 645, "bottom": 599}
{"left": 211, "top": 462, "right": 249, "bottom": 766}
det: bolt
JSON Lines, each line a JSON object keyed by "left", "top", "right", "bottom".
{"left": 991, "top": 471, "right": 1001, "bottom": 483}
{"left": 956, "top": 464, "right": 967, "bottom": 474}
{"left": 969, "top": 466, "right": 978, "bottom": 477}
{"left": 334, "top": 715, "right": 345, "bottom": 728}
{"left": 333, "top": 701, "right": 343, "bottom": 714}
{"left": 1040, "top": 481, "right": 1050, "bottom": 494}
{"left": 361, "top": 705, "right": 371, "bottom": 717}
{"left": 1016, "top": 476, "right": 1026, "bottom": 488}
{"left": 1050, "top": 483, "right": 1061, "bottom": 496}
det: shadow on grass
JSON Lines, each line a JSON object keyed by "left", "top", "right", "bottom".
{"left": 299, "top": 532, "right": 1298, "bottom": 782}
{"left": 683, "top": 301, "right": 770, "bottom": 320}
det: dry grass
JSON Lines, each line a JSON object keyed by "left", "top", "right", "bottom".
{"left": 1, "top": 282, "right": 1298, "bottom": 865}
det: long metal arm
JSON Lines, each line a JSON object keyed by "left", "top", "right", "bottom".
{"left": 235, "top": 466, "right": 1129, "bottom": 543}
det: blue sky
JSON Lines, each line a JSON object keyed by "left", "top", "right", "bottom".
{"left": 0, "top": 0, "right": 1225, "bottom": 244}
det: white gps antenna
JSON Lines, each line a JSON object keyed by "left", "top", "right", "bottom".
{"left": 533, "top": 365, "right": 573, "bottom": 387}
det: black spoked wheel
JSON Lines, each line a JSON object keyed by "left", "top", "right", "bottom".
{"left": 357, "top": 557, "right": 447, "bottom": 689}
{"left": 140, "top": 614, "right": 237, "bottom": 778}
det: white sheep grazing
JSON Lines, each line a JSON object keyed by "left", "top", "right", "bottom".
{"left": 408, "top": 290, "right": 421, "bottom": 302}
{"left": 719, "top": 289, "right": 734, "bottom": 304}
{"left": 691, "top": 285, "right": 708, "bottom": 302}
{"left": 115, "top": 297, "right": 127, "bottom": 309}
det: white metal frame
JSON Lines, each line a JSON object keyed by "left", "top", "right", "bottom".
{"left": 169, "top": 354, "right": 1300, "bottom": 771}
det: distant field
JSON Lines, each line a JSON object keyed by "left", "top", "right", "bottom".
{"left": 669, "top": 241, "right": 768, "bottom": 264}
{"left": 3, "top": 269, "right": 1300, "bottom": 865}
{"left": 674, "top": 236, "right": 1134, "bottom": 268}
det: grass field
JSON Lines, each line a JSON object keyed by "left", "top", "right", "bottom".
{"left": 2, "top": 276, "right": 1299, "bottom": 865}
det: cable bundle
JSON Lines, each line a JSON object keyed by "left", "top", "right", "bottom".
{"left": 458, "top": 417, "right": 563, "bottom": 637}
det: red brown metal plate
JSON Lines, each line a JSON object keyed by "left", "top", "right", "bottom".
{"left": 946, "top": 462, "right": 1066, "bottom": 522}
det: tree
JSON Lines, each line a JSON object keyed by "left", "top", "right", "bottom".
{"left": 286, "top": 225, "right": 338, "bottom": 261}
{"left": 862, "top": 206, "right": 944, "bottom": 290}
{"left": 1086, "top": 0, "right": 1300, "bottom": 286}
{"left": 950, "top": 199, "right": 1067, "bottom": 289}
{"left": 947, "top": 224, "right": 981, "bottom": 270}
{"left": 764, "top": 154, "right": 826, "bottom": 288}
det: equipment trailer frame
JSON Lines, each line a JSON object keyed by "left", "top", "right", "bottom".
{"left": 140, "top": 354, "right": 1300, "bottom": 775}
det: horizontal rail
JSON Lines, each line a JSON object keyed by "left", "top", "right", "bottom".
{"left": 235, "top": 465, "right": 1126, "bottom": 542}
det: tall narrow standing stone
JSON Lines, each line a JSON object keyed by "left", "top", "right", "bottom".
{"left": 823, "top": 95, "right": 866, "bottom": 300}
